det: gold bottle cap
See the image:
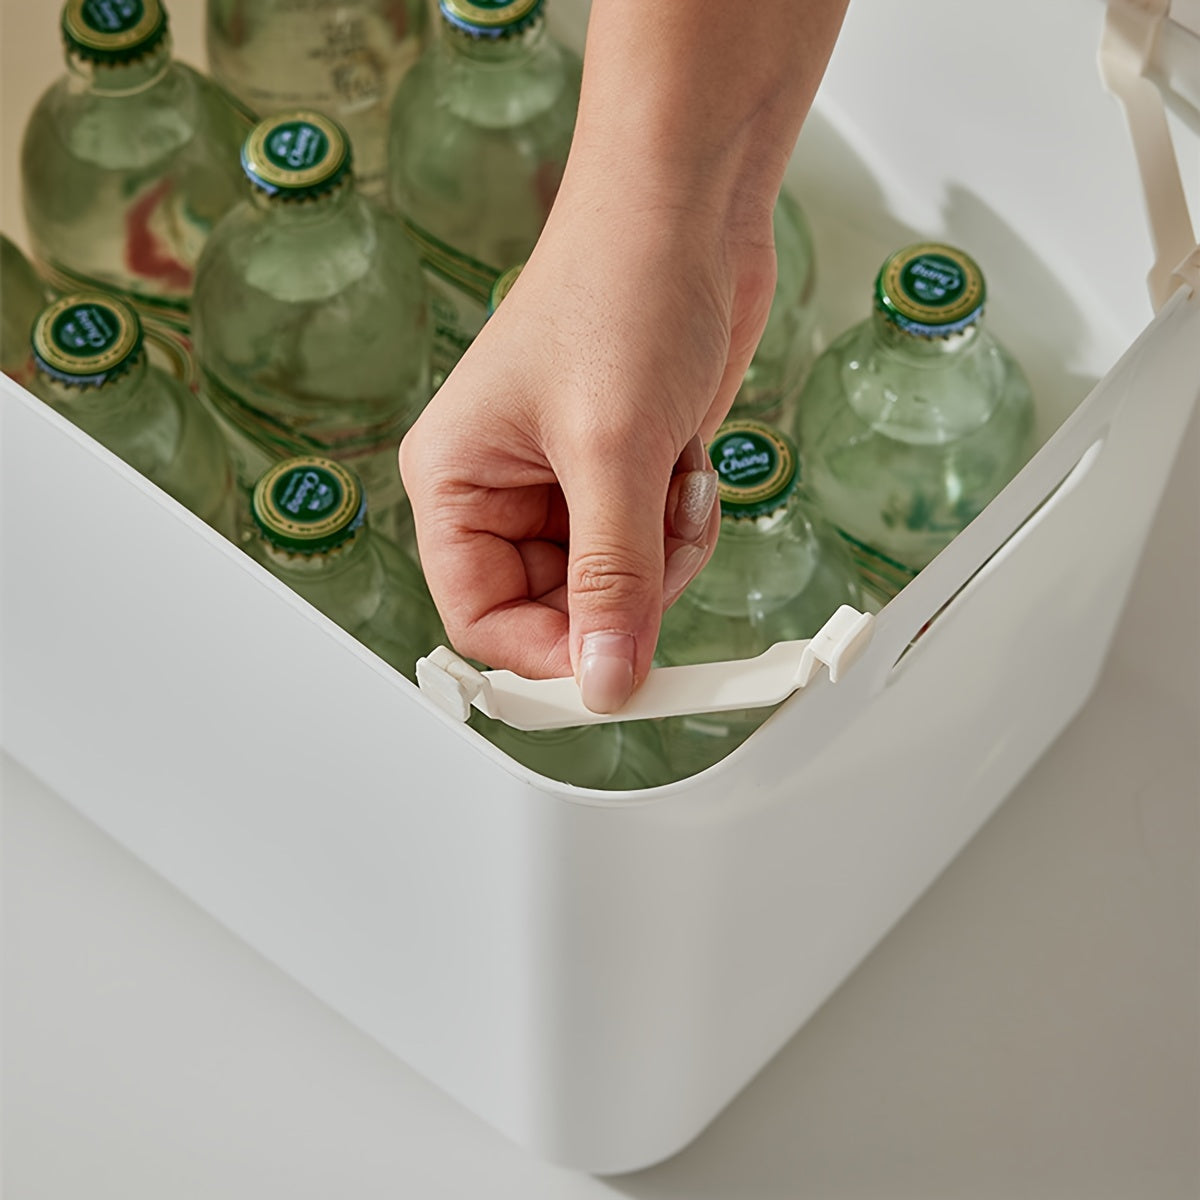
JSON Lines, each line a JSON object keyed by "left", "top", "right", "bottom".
{"left": 875, "top": 243, "right": 986, "bottom": 337}
{"left": 241, "top": 112, "right": 352, "bottom": 199}
{"left": 251, "top": 457, "right": 367, "bottom": 554}
{"left": 32, "top": 293, "right": 144, "bottom": 387}
{"left": 709, "top": 420, "right": 799, "bottom": 519}
{"left": 62, "top": 0, "right": 169, "bottom": 62}
{"left": 440, "top": 0, "right": 543, "bottom": 36}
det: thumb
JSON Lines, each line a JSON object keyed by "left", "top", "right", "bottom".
{"left": 560, "top": 436, "right": 673, "bottom": 714}
{"left": 561, "top": 434, "right": 717, "bottom": 714}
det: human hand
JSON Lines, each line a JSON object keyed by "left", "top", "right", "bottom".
{"left": 399, "top": 180, "right": 778, "bottom": 712}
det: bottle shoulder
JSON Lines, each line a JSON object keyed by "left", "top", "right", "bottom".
{"left": 658, "top": 508, "right": 861, "bottom": 661}
{"left": 258, "top": 529, "right": 442, "bottom": 673}
{"left": 21, "top": 62, "right": 238, "bottom": 172}
{"left": 196, "top": 192, "right": 423, "bottom": 303}
{"left": 392, "top": 32, "right": 581, "bottom": 132}
{"left": 797, "top": 314, "right": 1033, "bottom": 444}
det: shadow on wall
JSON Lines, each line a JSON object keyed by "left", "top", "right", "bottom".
{"left": 787, "top": 108, "right": 1099, "bottom": 451}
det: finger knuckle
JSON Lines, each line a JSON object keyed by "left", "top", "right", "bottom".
{"left": 569, "top": 548, "right": 653, "bottom": 606}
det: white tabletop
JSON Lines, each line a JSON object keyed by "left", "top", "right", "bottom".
{"left": 5, "top": 411, "right": 1197, "bottom": 1199}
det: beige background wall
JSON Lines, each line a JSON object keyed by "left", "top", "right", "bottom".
{"left": 1, "top": 1, "right": 206, "bottom": 250}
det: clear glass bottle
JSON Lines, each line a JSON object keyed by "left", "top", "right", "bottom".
{"left": 468, "top": 712, "right": 625, "bottom": 789}
{"left": 388, "top": 0, "right": 582, "bottom": 384}
{"left": 655, "top": 420, "right": 863, "bottom": 779}
{"left": 29, "top": 292, "right": 238, "bottom": 537}
{"left": 604, "top": 720, "right": 678, "bottom": 790}
{"left": 791, "top": 243, "right": 1035, "bottom": 600}
{"left": 192, "top": 111, "right": 432, "bottom": 550}
{"left": 205, "top": 0, "right": 429, "bottom": 198}
{"left": 249, "top": 456, "right": 444, "bottom": 681}
{"left": 2, "top": 235, "right": 50, "bottom": 389}
{"left": 20, "top": 0, "right": 252, "bottom": 387}
{"left": 731, "top": 190, "right": 821, "bottom": 426}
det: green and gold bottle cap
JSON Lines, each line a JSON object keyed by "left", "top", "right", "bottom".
{"left": 440, "top": 0, "right": 543, "bottom": 37}
{"left": 241, "top": 112, "right": 352, "bottom": 200}
{"left": 251, "top": 457, "right": 367, "bottom": 554}
{"left": 31, "top": 293, "right": 144, "bottom": 387}
{"left": 708, "top": 420, "right": 799, "bottom": 519}
{"left": 487, "top": 263, "right": 524, "bottom": 314}
{"left": 875, "top": 243, "right": 986, "bottom": 337}
{"left": 61, "top": 0, "right": 169, "bottom": 63}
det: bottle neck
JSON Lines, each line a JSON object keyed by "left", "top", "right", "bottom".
{"left": 38, "top": 354, "right": 151, "bottom": 424}
{"left": 686, "top": 500, "right": 818, "bottom": 615}
{"left": 871, "top": 308, "right": 981, "bottom": 360}
{"left": 442, "top": 17, "right": 547, "bottom": 65}
{"left": 249, "top": 181, "right": 357, "bottom": 223}
{"left": 66, "top": 41, "right": 173, "bottom": 96}
{"left": 258, "top": 526, "right": 374, "bottom": 584}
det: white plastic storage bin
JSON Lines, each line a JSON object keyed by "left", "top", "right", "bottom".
{"left": 2, "top": 0, "right": 1198, "bottom": 1175}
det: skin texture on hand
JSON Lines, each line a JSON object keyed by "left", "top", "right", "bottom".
{"left": 400, "top": 0, "right": 851, "bottom": 712}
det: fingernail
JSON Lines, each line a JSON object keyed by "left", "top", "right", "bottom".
{"left": 663, "top": 542, "right": 708, "bottom": 606}
{"left": 579, "top": 630, "right": 636, "bottom": 714}
{"left": 678, "top": 433, "right": 709, "bottom": 474}
{"left": 674, "top": 469, "right": 718, "bottom": 543}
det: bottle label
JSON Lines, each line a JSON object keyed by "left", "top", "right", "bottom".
{"left": 876, "top": 243, "right": 985, "bottom": 336}
{"left": 709, "top": 421, "right": 798, "bottom": 516}
{"left": 403, "top": 218, "right": 500, "bottom": 307}
{"left": 835, "top": 528, "right": 918, "bottom": 603}
{"left": 33, "top": 294, "right": 142, "bottom": 380}
{"left": 37, "top": 171, "right": 208, "bottom": 314}
{"left": 41, "top": 186, "right": 198, "bottom": 307}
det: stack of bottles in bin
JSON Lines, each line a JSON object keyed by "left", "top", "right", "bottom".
{"left": 4, "top": 0, "right": 1037, "bottom": 788}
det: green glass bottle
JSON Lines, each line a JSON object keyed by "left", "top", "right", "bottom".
{"left": 192, "top": 111, "right": 432, "bottom": 550}
{"left": 655, "top": 420, "right": 863, "bottom": 779}
{"left": 20, "top": 0, "right": 252, "bottom": 387}
{"left": 249, "top": 456, "right": 444, "bottom": 681}
{"left": 791, "top": 243, "right": 1035, "bottom": 600}
{"left": 30, "top": 292, "right": 238, "bottom": 537}
{"left": 2, "top": 235, "right": 49, "bottom": 389}
{"left": 731, "top": 190, "right": 820, "bottom": 426}
{"left": 387, "top": 0, "right": 582, "bottom": 384}
{"left": 205, "top": 0, "right": 429, "bottom": 198}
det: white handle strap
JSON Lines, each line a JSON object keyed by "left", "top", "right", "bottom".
{"left": 1099, "top": 0, "right": 1200, "bottom": 308}
{"left": 416, "top": 606, "right": 874, "bottom": 731}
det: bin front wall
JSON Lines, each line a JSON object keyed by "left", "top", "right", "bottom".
{"left": 4, "top": 292, "right": 1198, "bottom": 1172}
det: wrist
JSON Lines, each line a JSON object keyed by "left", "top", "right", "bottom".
{"left": 560, "top": 0, "right": 849, "bottom": 247}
